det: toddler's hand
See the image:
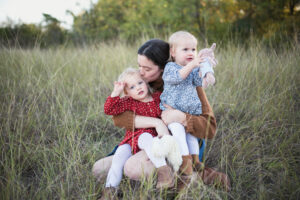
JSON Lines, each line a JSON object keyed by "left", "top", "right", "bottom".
{"left": 202, "top": 72, "right": 215, "bottom": 89}
{"left": 111, "top": 81, "right": 125, "bottom": 97}
{"left": 189, "top": 56, "right": 205, "bottom": 68}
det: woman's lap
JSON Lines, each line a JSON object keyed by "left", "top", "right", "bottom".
{"left": 92, "top": 150, "right": 155, "bottom": 182}
{"left": 124, "top": 150, "right": 155, "bottom": 180}
{"left": 92, "top": 155, "right": 113, "bottom": 182}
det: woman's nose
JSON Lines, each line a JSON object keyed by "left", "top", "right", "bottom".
{"left": 140, "top": 69, "right": 145, "bottom": 76}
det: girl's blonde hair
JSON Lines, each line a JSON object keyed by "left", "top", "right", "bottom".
{"left": 168, "top": 31, "right": 198, "bottom": 61}
{"left": 118, "top": 67, "right": 140, "bottom": 82}
{"left": 117, "top": 67, "right": 152, "bottom": 96}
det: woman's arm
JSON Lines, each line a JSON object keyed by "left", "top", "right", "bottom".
{"left": 112, "top": 112, "right": 170, "bottom": 137}
{"left": 135, "top": 115, "right": 170, "bottom": 137}
{"left": 112, "top": 111, "right": 135, "bottom": 131}
{"left": 161, "top": 87, "right": 216, "bottom": 139}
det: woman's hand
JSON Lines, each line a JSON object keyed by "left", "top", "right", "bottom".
{"left": 154, "top": 120, "right": 170, "bottom": 138}
{"left": 161, "top": 105, "right": 187, "bottom": 126}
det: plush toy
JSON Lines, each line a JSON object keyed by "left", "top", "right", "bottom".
{"left": 152, "top": 135, "right": 182, "bottom": 172}
{"left": 198, "top": 43, "right": 218, "bottom": 89}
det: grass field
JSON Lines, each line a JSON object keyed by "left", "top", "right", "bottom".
{"left": 0, "top": 40, "right": 299, "bottom": 199}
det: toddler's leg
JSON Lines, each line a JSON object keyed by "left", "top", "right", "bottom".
{"left": 167, "top": 122, "right": 193, "bottom": 188}
{"left": 187, "top": 133, "right": 204, "bottom": 172}
{"left": 138, "top": 132, "right": 174, "bottom": 189}
{"left": 167, "top": 122, "right": 189, "bottom": 156}
{"left": 105, "top": 144, "right": 132, "bottom": 188}
{"left": 138, "top": 132, "right": 167, "bottom": 168}
{"left": 186, "top": 133, "right": 199, "bottom": 155}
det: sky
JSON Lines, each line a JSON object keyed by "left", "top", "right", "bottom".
{"left": 0, "top": 0, "right": 98, "bottom": 29}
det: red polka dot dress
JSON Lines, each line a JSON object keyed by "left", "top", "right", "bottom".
{"left": 104, "top": 92, "right": 162, "bottom": 154}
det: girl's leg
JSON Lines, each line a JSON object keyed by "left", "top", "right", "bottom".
{"left": 138, "top": 132, "right": 174, "bottom": 189}
{"left": 168, "top": 122, "right": 193, "bottom": 190}
{"left": 105, "top": 144, "right": 132, "bottom": 187}
{"left": 138, "top": 132, "right": 167, "bottom": 168}
{"left": 167, "top": 122, "right": 189, "bottom": 156}
{"left": 186, "top": 133, "right": 199, "bottom": 155}
{"left": 187, "top": 133, "right": 204, "bottom": 172}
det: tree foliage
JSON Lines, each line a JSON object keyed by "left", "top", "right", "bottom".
{"left": 72, "top": 0, "right": 300, "bottom": 43}
{"left": 0, "top": 14, "right": 67, "bottom": 48}
{"left": 0, "top": 0, "right": 299, "bottom": 47}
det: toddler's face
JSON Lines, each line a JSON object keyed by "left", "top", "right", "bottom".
{"left": 171, "top": 38, "right": 197, "bottom": 66}
{"left": 124, "top": 73, "right": 150, "bottom": 101}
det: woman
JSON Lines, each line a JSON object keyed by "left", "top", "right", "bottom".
{"left": 93, "top": 39, "right": 230, "bottom": 191}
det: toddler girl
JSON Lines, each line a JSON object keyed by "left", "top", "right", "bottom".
{"left": 160, "top": 31, "right": 215, "bottom": 177}
{"left": 101, "top": 68, "right": 177, "bottom": 198}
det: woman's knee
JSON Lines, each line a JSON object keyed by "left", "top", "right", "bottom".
{"left": 92, "top": 156, "right": 113, "bottom": 181}
{"left": 123, "top": 150, "right": 154, "bottom": 180}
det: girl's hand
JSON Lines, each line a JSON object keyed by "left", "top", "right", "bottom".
{"left": 111, "top": 81, "right": 125, "bottom": 97}
{"left": 161, "top": 105, "right": 187, "bottom": 126}
{"left": 188, "top": 56, "right": 205, "bottom": 69}
{"left": 202, "top": 72, "right": 216, "bottom": 89}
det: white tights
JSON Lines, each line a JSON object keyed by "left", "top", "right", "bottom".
{"left": 168, "top": 122, "right": 199, "bottom": 155}
{"left": 105, "top": 144, "right": 131, "bottom": 188}
{"left": 138, "top": 132, "right": 167, "bottom": 168}
{"left": 105, "top": 132, "right": 168, "bottom": 188}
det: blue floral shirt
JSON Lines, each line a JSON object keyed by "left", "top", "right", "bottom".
{"left": 160, "top": 61, "right": 213, "bottom": 115}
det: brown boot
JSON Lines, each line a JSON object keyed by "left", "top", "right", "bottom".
{"left": 156, "top": 165, "right": 174, "bottom": 189}
{"left": 192, "top": 154, "right": 204, "bottom": 172}
{"left": 201, "top": 167, "right": 231, "bottom": 191}
{"left": 179, "top": 155, "right": 193, "bottom": 176}
{"left": 99, "top": 187, "right": 118, "bottom": 200}
{"left": 176, "top": 155, "right": 193, "bottom": 192}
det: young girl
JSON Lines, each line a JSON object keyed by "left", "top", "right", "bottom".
{"left": 160, "top": 31, "right": 215, "bottom": 178}
{"left": 101, "top": 68, "right": 176, "bottom": 198}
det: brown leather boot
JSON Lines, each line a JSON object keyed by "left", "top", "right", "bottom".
{"left": 99, "top": 187, "right": 118, "bottom": 200}
{"left": 176, "top": 155, "right": 193, "bottom": 191}
{"left": 192, "top": 154, "right": 204, "bottom": 172}
{"left": 156, "top": 165, "right": 174, "bottom": 189}
{"left": 201, "top": 167, "right": 231, "bottom": 191}
{"left": 179, "top": 155, "right": 193, "bottom": 176}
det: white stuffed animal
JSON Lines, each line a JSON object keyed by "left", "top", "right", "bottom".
{"left": 152, "top": 135, "right": 182, "bottom": 172}
{"left": 198, "top": 43, "right": 218, "bottom": 88}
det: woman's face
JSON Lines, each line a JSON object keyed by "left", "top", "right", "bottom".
{"left": 138, "top": 55, "right": 163, "bottom": 83}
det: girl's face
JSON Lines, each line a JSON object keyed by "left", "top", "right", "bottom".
{"left": 124, "top": 73, "right": 150, "bottom": 102}
{"left": 171, "top": 38, "right": 197, "bottom": 67}
{"left": 138, "top": 55, "right": 163, "bottom": 83}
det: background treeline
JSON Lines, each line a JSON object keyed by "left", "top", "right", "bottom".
{"left": 1, "top": 0, "right": 300, "bottom": 47}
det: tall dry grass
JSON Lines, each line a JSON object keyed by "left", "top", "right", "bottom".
{"left": 0, "top": 40, "right": 299, "bottom": 199}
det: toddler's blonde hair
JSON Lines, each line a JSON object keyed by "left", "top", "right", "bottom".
{"left": 117, "top": 67, "right": 152, "bottom": 97}
{"left": 168, "top": 31, "right": 198, "bottom": 61}
{"left": 118, "top": 67, "right": 140, "bottom": 82}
